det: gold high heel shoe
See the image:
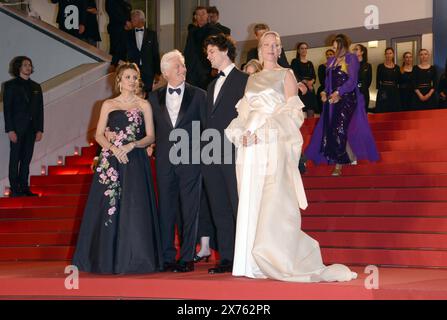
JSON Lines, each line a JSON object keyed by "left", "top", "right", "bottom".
{"left": 332, "top": 165, "right": 342, "bottom": 176}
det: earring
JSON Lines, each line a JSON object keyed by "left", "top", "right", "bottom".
{"left": 118, "top": 83, "right": 122, "bottom": 92}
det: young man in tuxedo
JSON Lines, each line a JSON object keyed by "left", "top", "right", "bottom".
{"left": 148, "top": 50, "right": 206, "bottom": 273}
{"left": 202, "top": 34, "right": 249, "bottom": 274}
{"left": 126, "top": 10, "right": 161, "bottom": 95}
{"left": 3, "top": 56, "right": 44, "bottom": 197}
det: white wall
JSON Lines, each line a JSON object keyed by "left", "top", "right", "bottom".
{"left": 159, "top": 0, "right": 175, "bottom": 54}
{"left": 0, "top": 10, "right": 97, "bottom": 86}
{"left": 210, "top": 0, "right": 433, "bottom": 41}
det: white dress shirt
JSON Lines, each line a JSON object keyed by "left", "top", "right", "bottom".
{"left": 135, "top": 28, "right": 144, "bottom": 51}
{"left": 166, "top": 82, "right": 185, "bottom": 127}
{"left": 213, "top": 63, "right": 235, "bottom": 104}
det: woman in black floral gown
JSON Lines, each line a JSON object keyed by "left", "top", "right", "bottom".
{"left": 72, "top": 63, "right": 162, "bottom": 274}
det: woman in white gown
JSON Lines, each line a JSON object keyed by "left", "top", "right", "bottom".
{"left": 225, "top": 31, "right": 357, "bottom": 282}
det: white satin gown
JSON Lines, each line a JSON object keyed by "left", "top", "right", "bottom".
{"left": 225, "top": 68, "right": 357, "bottom": 282}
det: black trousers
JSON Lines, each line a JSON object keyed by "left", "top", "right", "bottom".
{"left": 157, "top": 166, "right": 201, "bottom": 264}
{"left": 9, "top": 128, "right": 36, "bottom": 192}
{"left": 201, "top": 163, "right": 238, "bottom": 262}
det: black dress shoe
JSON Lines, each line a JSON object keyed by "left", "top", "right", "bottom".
{"left": 9, "top": 191, "right": 25, "bottom": 197}
{"left": 173, "top": 260, "right": 194, "bottom": 273}
{"left": 208, "top": 260, "right": 233, "bottom": 274}
{"left": 193, "top": 254, "right": 211, "bottom": 263}
{"left": 21, "top": 188, "right": 38, "bottom": 197}
{"left": 162, "top": 262, "right": 177, "bottom": 272}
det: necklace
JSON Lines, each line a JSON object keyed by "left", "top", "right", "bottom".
{"left": 118, "top": 95, "right": 136, "bottom": 104}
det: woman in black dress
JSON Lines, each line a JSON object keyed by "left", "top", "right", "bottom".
{"left": 399, "top": 52, "right": 414, "bottom": 111}
{"left": 353, "top": 44, "right": 372, "bottom": 111}
{"left": 291, "top": 42, "right": 318, "bottom": 117}
{"left": 439, "top": 59, "right": 447, "bottom": 109}
{"left": 316, "top": 49, "right": 335, "bottom": 114}
{"left": 412, "top": 49, "right": 438, "bottom": 110}
{"left": 72, "top": 63, "right": 162, "bottom": 274}
{"left": 375, "top": 47, "right": 401, "bottom": 113}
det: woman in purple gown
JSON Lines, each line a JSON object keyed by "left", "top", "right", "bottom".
{"left": 305, "top": 34, "right": 379, "bottom": 176}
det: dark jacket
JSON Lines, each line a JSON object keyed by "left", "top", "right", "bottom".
{"left": 3, "top": 77, "right": 44, "bottom": 134}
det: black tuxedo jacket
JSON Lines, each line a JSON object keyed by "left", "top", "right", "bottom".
{"left": 3, "top": 77, "right": 44, "bottom": 135}
{"left": 148, "top": 83, "right": 206, "bottom": 174}
{"left": 203, "top": 68, "right": 248, "bottom": 162}
{"left": 126, "top": 28, "right": 161, "bottom": 87}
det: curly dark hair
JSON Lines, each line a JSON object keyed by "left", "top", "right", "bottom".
{"left": 203, "top": 33, "right": 237, "bottom": 62}
{"left": 10, "top": 56, "right": 33, "bottom": 77}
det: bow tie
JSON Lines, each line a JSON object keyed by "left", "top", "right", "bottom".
{"left": 217, "top": 71, "right": 226, "bottom": 78}
{"left": 168, "top": 88, "right": 181, "bottom": 95}
{"left": 135, "top": 28, "right": 144, "bottom": 32}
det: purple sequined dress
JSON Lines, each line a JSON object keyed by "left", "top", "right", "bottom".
{"left": 305, "top": 53, "right": 379, "bottom": 164}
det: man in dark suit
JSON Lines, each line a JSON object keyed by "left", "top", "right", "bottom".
{"left": 202, "top": 34, "right": 249, "bottom": 274}
{"left": 207, "top": 6, "right": 231, "bottom": 35}
{"left": 126, "top": 10, "right": 161, "bottom": 95}
{"left": 3, "top": 56, "right": 44, "bottom": 197}
{"left": 51, "top": 0, "right": 87, "bottom": 39}
{"left": 244, "top": 23, "right": 290, "bottom": 68}
{"left": 184, "top": 6, "right": 222, "bottom": 90}
{"left": 148, "top": 50, "right": 206, "bottom": 273}
{"left": 105, "top": 0, "right": 132, "bottom": 66}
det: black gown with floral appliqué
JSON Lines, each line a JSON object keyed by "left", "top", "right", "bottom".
{"left": 72, "top": 108, "right": 163, "bottom": 274}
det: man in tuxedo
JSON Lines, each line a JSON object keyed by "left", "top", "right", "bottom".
{"left": 105, "top": 0, "right": 132, "bottom": 66}
{"left": 244, "top": 23, "right": 290, "bottom": 68}
{"left": 207, "top": 6, "right": 231, "bottom": 35}
{"left": 184, "top": 6, "right": 221, "bottom": 90}
{"left": 148, "top": 50, "right": 206, "bottom": 273}
{"left": 126, "top": 10, "right": 161, "bottom": 95}
{"left": 51, "top": 0, "right": 87, "bottom": 39}
{"left": 202, "top": 34, "right": 249, "bottom": 274}
{"left": 3, "top": 56, "right": 44, "bottom": 197}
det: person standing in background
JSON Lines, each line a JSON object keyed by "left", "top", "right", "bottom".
{"left": 105, "top": 0, "right": 132, "bottom": 66}
{"left": 316, "top": 49, "right": 335, "bottom": 114}
{"left": 244, "top": 24, "right": 290, "bottom": 69}
{"left": 291, "top": 42, "right": 318, "bottom": 118}
{"left": 126, "top": 10, "right": 161, "bottom": 95}
{"left": 82, "top": 0, "right": 101, "bottom": 46}
{"left": 412, "top": 49, "right": 438, "bottom": 110}
{"left": 439, "top": 59, "right": 447, "bottom": 109}
{"left": 51, "top": 0, "right": 87, "bottom": 39}
{"left": 3, "top": 56, "right": 43, "bottom": 197}
{"left": 207, "top": 6, "right": 231, "bottom": 35}
{"left": 184, "top": 6, "right": 221, "bottom": 90}
{"left": 399, "top": 52, "right": 414, "bottom": 111}
{"left": 353, "top": 44, "right": 372, "bottom": 112}
{"left": 375, "top": 47, "right": 401, "bottom": 113}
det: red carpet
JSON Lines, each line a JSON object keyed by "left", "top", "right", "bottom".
{"left": 1, "top": 262, "right": 447, "bottom": 300}
{"left": 1, "top": 109, "right": 447, "bottom": 299}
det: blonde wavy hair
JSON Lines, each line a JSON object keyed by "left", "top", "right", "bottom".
{"left": 114, "top": 62, "right": 142, "bottom": 94}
